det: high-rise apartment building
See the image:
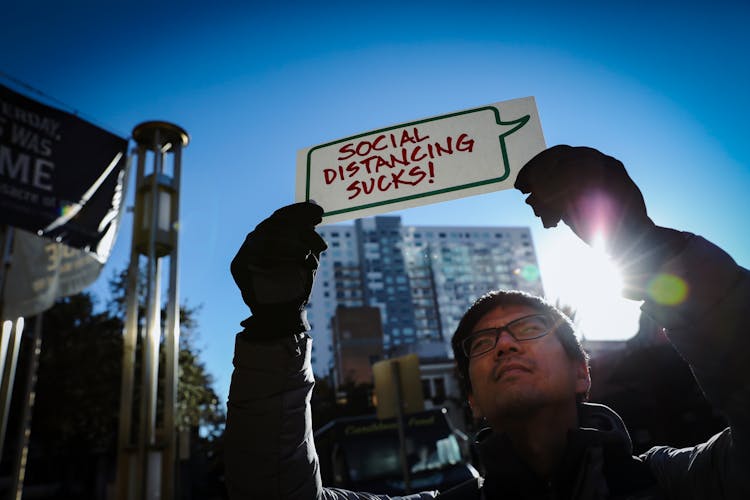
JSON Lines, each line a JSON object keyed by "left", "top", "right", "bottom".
{"left": 307, "top": 215, "right": 544, "bottom": 378}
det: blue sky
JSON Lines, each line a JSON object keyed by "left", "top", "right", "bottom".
{"left": 3, "top": 1, "right": 749, "bottom": 404}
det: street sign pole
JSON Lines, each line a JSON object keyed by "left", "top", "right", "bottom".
{"left": 390, "top": 360, "right": 412, "bottom": 494}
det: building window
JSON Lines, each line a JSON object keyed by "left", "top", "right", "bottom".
{"left": 434, "top": 378, "right": 446, "bottom": 404}
{"left": 422, "top": 379, "right": 432, "bottom": 399}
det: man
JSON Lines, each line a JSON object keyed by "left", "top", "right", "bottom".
{"left": 224, "top": 146, "right": 749, "bottom": 499}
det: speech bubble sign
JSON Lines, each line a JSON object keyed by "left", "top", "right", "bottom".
{"left": 296, "top": 96, "right": 545, "bottom": 224}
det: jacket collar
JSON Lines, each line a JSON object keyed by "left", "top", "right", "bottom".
{"left": 473, "top": 403, "right": 646, "bottom": 499}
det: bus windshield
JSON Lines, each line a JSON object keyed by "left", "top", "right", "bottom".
{"left": 341, "top": 427, "right": 462, "bottom": 481}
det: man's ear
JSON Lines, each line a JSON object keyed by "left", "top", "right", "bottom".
{"left": 467, "top": 392, "right": 484, "bottom": 419}
{"left": 575, "top": 359, "right": 591, "bottom": 399}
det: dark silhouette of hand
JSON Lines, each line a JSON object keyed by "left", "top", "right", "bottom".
{"left": 515, "top": 145, "right": 654, "bottom": 254}
{"left": 231, "top": 202, "right": 327, "bottom": 338}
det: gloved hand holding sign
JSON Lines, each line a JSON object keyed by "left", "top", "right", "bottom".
{"left": 515, "top": 145, "right": 688, "bottom": 299}
{"left": 231, "top": 202, "right": 328, "bottom": 339}
{"left": 514, "top": 145, "right": 652, "bottom": 248}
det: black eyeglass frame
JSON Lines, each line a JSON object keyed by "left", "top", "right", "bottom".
{"left": 461, "top": 313, "right": 555, "bottom": 358}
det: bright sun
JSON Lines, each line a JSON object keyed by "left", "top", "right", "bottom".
{"left": 540, "top": 231, "right": 642, "bottom": 341}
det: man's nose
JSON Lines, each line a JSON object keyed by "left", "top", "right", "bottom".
{"left": 494, "top": 330, "right": 520, "bottom": 356}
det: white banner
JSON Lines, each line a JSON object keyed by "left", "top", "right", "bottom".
{"left": 296, "top": 97, "right": 545, "bottom": 223}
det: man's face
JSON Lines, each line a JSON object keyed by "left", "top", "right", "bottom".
{"left": 466, "top": 304, "right": 590, "bottom": 424}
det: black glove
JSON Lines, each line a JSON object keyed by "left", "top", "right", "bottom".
{"left": 515, "top": 145, "right": 688, "bottom": 298}
{"left": 231, "top": 202, "right": 328, "bottom": 339}
{"left": 514, "top": 145, "right": 653, "bottom": 250}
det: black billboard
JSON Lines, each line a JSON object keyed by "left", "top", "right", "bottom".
{"left": 0, "top": 84, "right": 128, "bottom": 259}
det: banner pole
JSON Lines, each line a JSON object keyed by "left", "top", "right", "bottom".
{"left": 0, "top": 226, "right": 14, "bottom": 323}
{"left": 0, "top": 226, "right": 17, "bottom": 461}
{"left": 10, "top": 313, "right": 43, "bottom": 500}
{"left": 0, "top": 318, "right": 24, "bottom": 460}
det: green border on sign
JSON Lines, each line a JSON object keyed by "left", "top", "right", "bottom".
{"left": 306, "top": 105, "right": 530, "bottom": 217}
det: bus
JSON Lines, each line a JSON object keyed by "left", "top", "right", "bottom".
{"left": 314, "top": 408, "right": 479, "bottom": 495}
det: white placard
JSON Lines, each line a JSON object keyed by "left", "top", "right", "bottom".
{"left": 296, "top": 97, "right": 545, "bottom": 224}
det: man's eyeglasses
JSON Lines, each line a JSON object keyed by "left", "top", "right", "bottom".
{"left": 462, "top": 314, "right": 555, "bottom": 358}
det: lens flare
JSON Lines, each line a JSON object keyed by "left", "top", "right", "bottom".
{"left": 647, "top": 273, "right": 688, "bottom": 305}
{"left": 519, "top": 264, "right": 540, "bottom": 282}
{"left": 59, "top": 202, "right": 76, "bottom": 217}
{"left": 543, "top": 230, "right": 641, "bottom": 341}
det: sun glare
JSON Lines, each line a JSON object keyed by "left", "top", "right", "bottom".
{"left": 541, "top": 231, "right": 641, "bottom": 341}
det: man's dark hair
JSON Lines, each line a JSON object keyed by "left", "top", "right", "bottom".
{"left": 451, "top": 290, "right": 590, "bottom": 401}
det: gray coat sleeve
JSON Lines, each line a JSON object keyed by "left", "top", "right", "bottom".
{"left": 224, "top": 331, "right": 438, "bottom": 500}
{"left": 638, "top": 235, "right": 750, "bottom": 500}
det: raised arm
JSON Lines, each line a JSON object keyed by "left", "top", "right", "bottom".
{"left": 516, "top": 145, "right": 750, "bottom": 498}
{"left": 224, "top": 202, "right": 328, "bottom": 500}
{"left": 223, "top": 204, "right": 434, "bottom": 500}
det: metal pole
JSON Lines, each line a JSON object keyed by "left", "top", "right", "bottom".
{"left": 0, "top": 228, "right": 15, "bottom": 465}
{"left": 0, "top": 319, "right": 13, "bottom": 458}
{"left": 161, "top": 142, "right": 181, "bottom": 500}
{"left": 391, "top": 360, "right": 412, "bottom": 494}
{"left": 0, "top": 318, "right": 24, "bottom": 457}
{"left": 10, "top": 314, "right": 43, "bottom": 500}
{"left": 0, "top": 228, "right": 10, "bottom": 454}
{"left": 0, "top": 321, "right": 11, "bottom": 407}
{"left": 0, "top": 226, "right": 13, "bottom": 322}
{"left": 140, "top": 128, "right": 164, "bottom": 499}
{"left": 144, "top": 258, "right": 162, "bottom": 500}
{"left": 115, "top": 146, "right": 146, "bottom": 500}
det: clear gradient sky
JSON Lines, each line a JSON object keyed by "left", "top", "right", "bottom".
{"left": 3, "top": 1, "right": 749, "bottom": 405}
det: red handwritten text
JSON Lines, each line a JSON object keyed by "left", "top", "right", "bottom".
{"left": 322, "top": 127, "right": 475, "bottom": 200}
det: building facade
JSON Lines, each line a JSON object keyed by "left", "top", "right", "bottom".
{"left": 307, "top": 215, "right": 544, "bottom": 378}
{"left": 331, "top": 306, "right": 384, "bottom": 386}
